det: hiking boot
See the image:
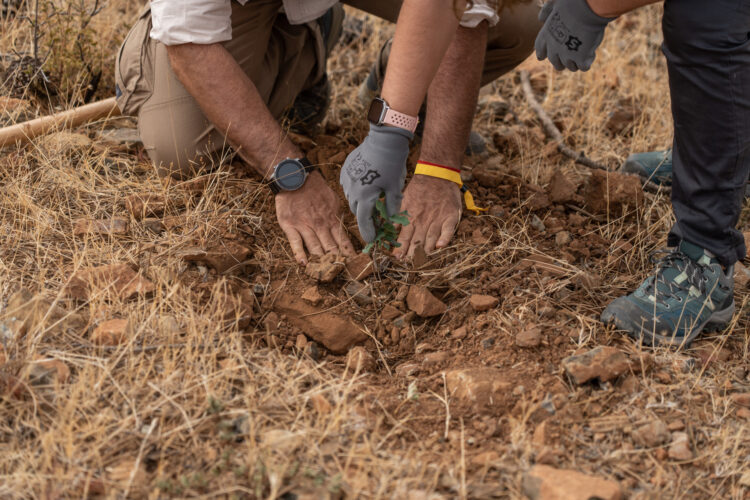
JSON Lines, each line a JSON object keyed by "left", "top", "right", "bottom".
{"left": 357, "top": 39, "right": 487, "bottom": 155}
{"left": 621, "top": 149, "right": 673, "bottom": 185}
{"left": 288, "top": 5, "right": 343, "bottom": 134}
{"left": 600, "top": 240, "right": 735, "bottom": 348}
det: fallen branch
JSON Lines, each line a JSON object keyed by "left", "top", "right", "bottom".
{"left": 519, "top": 70, "right": 670, "bottom": 195}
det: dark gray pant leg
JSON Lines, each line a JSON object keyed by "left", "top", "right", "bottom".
{"left": 663, "top": 0, "right": 750, "bottom": 266}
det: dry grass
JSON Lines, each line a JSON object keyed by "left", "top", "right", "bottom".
{"left": 1, "top": 1, "right": 750, "bottom": 499}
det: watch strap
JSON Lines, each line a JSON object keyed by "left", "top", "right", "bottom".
{"left": 382, "top": 108, "right": 419, "bottom": 134}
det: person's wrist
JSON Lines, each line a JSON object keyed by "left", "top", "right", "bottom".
{"left": 414, "top": 173, "right": 461, "bottom": 191}
{"left": 580, "top": 0, "right": 617, "bottom": 23}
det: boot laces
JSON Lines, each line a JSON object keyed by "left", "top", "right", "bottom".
{"left": 645, "top": 249, "right": 709, "bottom": 303}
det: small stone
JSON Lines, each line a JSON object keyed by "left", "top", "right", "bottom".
{"left": 124, "top": 193, "right": 166, "bottom": 219}
{"left": 25, "top": 358, "right": 70, "bottom": 386}
{"left": 389, "top": 326, "right": 400, "bottom": 345}
{"left": 736, "top": 407, "right": 750, "bottom": 419}
{"left": 305, "top": 253, "right": 345, "bottom": 283}
{"left": 346, "top": 346, "right": 376, "bottom": 373}
{"left": 632, "top": 420, "right": 670, "bottom": 448}
{"left": 452, "top": 326, "right": 468, "bottom": 340}
{"left": 422, "top": 351, "right": 450, "bottom": 365}
{"left": 444, "top": 368, "right": 512, "bottom": 408}
{"left": 515, "top": 327, "right": 542, "bottom": 348}
{"left": 393, "top": 311, "right": 415, "bottom": 328}
{"left": 572, "top": 271, "right": 601, "bottom": 290}
{"left": 344, "top": 281, "right": 373, "bottom": 306}
{"left": 734, "top": 262, "right": 750, "bottom": 289}
{"left": 530, "top": 214, "right": 546, "bottom": 232}
{"left": 406, "top": 286, "right": 447, "bottom": 317}
{"left": 470, "top": 451, "right": 500, "bottom": 468}
{"left": 263, "top": 312, "right": 280, "bottom": 332}
{"left": 301, "top": 286, "right": 323, "bottom": 306}
{"left": 584, "top": 170, "right": 644, "bottom": 217}
{"left": 73, "top": 218, "right": 129, "bottom": 236}
{"left": 667, "top": 420, "right": 685, "bottom": 432}
{"left": 412, "top": 244, "right": 428, "bottom": 270}
{"left": 469, "top": 294, "right": 499, "bottom": 312}
{"left": 178, "top": 241, "right": 251, "bottom": 274}
{"left": 555, "top": 231, "right": 572, "bottom": 247}
{"left": 158, "top": 315, "right": 181, "bottom": 335}
{"left": 295, "top": 334, "right": 308, "bottom": 351}
{"left": 91, "top": 319, "right": 132, "bottom": 345}
{"left": 305, "top": 342, "right": 321, "bottom": 362}
{"left": 668, "top": 432, "right": 693, "bottom": 461}
{"left": 562, "top": 346, "right": 630, "bottom": 385}
{"left": 66, "top": 263, "right": 155, "bottom": 301}
{"left": 310, "top": 394, "right": 332, "bottom": 415}
{"left": 345, "top": 253, "right": 374, "bottom": 281}
{"left": 381, "top": 304, "right": 401, "bottom": 321}
{"left": 522, "top": 465, "right": 622, "bottom": 500}
{"left": 655, "top": 448, "right": 668, "bottom": 461}
{"left": 142, "top": 218, "right": 165, "bottom": 233}
{"left": 694, "top": 346, "right": 732, "bottom": 368}
{"left": 547, "top": 171, "right": 579, "bottom": 204}
{"left": 730, "top": 393, "right": 750, "bottom": 407}
{"left": 395, "top": 363, "right": 420, "bottom": 377}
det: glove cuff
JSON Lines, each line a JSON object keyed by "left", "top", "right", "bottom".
{"left": 368, "top": 122, "right": 414, "bottom": 143}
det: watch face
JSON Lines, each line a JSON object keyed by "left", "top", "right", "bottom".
{"left": 368, "top": 98, "right": 386, "bottom": 124}
{"left": 275, "top": 159, "right": 307, "bottom": 191}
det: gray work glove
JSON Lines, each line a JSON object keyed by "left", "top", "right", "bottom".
{"left": 535, "top": 0, "right": 615, "bottom": 72}
{"left": 341, "top": 123, "right": 413, "bottom": 243}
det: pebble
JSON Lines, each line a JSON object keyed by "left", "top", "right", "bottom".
{"left": 346, "top": 346, "right": 376, "bottom": 373}
{"left": 522, "top": 465, "right": 623, "bottom": 500}
{"left": 632, "top": 420, "right": 670, "bottom": 448}
{"left": 91, "top": 319, "right": 131, "bottom": 345}
{"left": 469, "top": 294, "right": 499, "bottom": 312}
{"left": 562, "top": 346, "right": 630, "bottom": 385}
{"left": 668, "top": 432, "right": 693, "bottom": 461}
{"left": 406, "top": 286, "right": 447, "bottom": 317}
{"left": 515, "top": 327, "right": 542, "bottom": 348}
{"left": 301, "top": 286, "right": 323, "bottom": 306}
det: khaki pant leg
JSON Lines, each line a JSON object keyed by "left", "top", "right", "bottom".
{"left": 120, "top": 0, "right": 328, "bottom": 179}
{"left": 341, "top": 0, "right": 541, "bottom": 86}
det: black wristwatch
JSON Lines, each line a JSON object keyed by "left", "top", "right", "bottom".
{"left": 268, "top": 157, "right": 316, "bottom": 194}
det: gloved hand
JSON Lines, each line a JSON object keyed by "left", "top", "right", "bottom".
{"left": 341, "top": 123, "right": 413, "bottom": 242}
{"left": 535, "top": 0, "right": 615, "bottom": 72}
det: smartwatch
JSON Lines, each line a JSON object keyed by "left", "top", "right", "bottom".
{"left": 367, "top": 97, "right": 419, "bottom": 134}
{"left": 268, "top": 157, "right": 316, "bottom": 194}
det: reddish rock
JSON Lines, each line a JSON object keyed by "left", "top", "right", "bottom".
{"left": 547, "top": 171, "right": 579, "bottom": 204}
{"left": 516, "top": 327, "right": 542, "bottom": 348}
{"left": 216, "top": 289, "right": 253, "bottom": 329}
{"left": 65, "top": 263, "right": 155, "bottom": 301}
{"left": 734, "top": 262, "right": 750, "bottom": 289}
{"left": 422, "top": 351, "right": 451, "bottom": 365}
{"left": 381, "top": 304, "right": 401, "bottom": 321}
{"left": 178, "top": 241, "right": 251, "bottom": 273}
{"left": 632, "top": 420, "right": 670, "bottom": 448}
{"left": 310, "top": 394, "right": 332, "bottom": 415}
{"left": 668, "top": 432, "right": 693, "bottom": 461}
{"left": 345, "top": 253, "right": 374, "bottom": 281}
{"left": 522, "top": 465, "right": 622, "bottom": 500}
{"left": 3, "top": 289, "right": 85, "bottom": 337}
{"left": 301, "top": 286, "right": 323, "bottom": 306}
{"left": 737, "top": 408, "right": 750, "bottom": 420}
{"left": 730, "top": 393, "right": 750, "bottom": 407}
{"left": 406, "top": 286, "right": 447, "bottom": 317}
{"left": 444, "top": 368, "right": 512, "bottom": 408}
{"left": 26, "top": 358, "right": 71, "bottom": 386}
{"left": 91, "top": 319, "right": 131, "bottom": 345}
{"left": 346, "top": 346, "right": 376, "bottom": 373}
{"left": 124, "top": 193, "right": 166, "bottom": 219}
{"left": 562, "top": 346, "right": 629, "bottom": 385}
{"left": 305, "top": 253, "right": 345, "bottom": 283}
{"left": 273, "top": 292, "right": 367, "bottom": 354}
{"left": 295, "top": 334, "right": 308, "bottom": 350}
{"left": 73, "top": 218, "right": 129, "bottom": 236}
{"left": 584, "top": 170, "right": 644, "bottom": 216}
{"left": 469, "top": 294, "right": 499, "bottom": 312}
{"left": 695, "top": 346, "right": 732, "bottom": 368}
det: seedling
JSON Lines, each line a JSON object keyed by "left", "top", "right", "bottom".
{"left": 363, "top": 197, "right": 410, "bottom": 255}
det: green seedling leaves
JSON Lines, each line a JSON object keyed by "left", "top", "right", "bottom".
{"left": 363, "top": 196, "right": 410, "bottom": 255}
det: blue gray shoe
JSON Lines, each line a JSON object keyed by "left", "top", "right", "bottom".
{"left": 601, "top": 240, "right": 734, "bottom": 348}
{"left": 621, "top": 149, "right": 673, "bottom": 185}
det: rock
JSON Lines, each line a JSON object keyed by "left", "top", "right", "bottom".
{"left": 473, "top": 163, "right": 506, "bottom": 188}
{"left": 730, "top": 393, "right": 750, "bottom": 407}
{"left": 142, "top": 218, "right": 165, "bottom": 233}
{"left": 344, "top": 281, "right": 373, "bottom": 306}
{"left": 301, "top": 286, "right": 323, "bottom": 306}
{"left": 695, "top": 346, "right": 732, "bottom": 368}
{"left": 471, "top": 451, "right": 500, "bottom": 467}
{"left": 406, "top": 286, "right": 447, "bottom": 317}
{"left": 346, "top": 346, "right": 376, "bottom": 373}
{"left": 73, "top": 218, "right": 129, "bottom": 236}
{"left": 305, "top": 342, "right": 321, "bottom": 361}
{"left": 422, "top": 351, "right": 451, "bottom": 365}
{"left": 1, "top": 288, "right": 85, "bottom": 337}
{"left": 65, "top": 263, "right": 155, "bottom": 301}
{"left": 412, "top": 244, "right": 428, "bottom": 270}
{"left": 91, "top": 319, "right": 132, "bottom": 345}
{"left": 562, "top": 346, "right": 630, "bottom": 385}
{"left": 516, "top": 327, "right": 542, "bottom": 348}
{"left": 444, "top": 368, "right": 512, "bottom": 408}
{"left": 124, "top": 193, "right": 166, "bottom": 219}
{"left": 452, "top": 326, "right": 468, "bottom": 340}
{"left": 25, "top": 358, "right": 71, "bottom": 386}
{"left": 734, "top": 262, "right": 750, "bottom": 289}
{"left": 469, "top": 294, "right": 499, "bottom": 312}
{"left": 555, "top": 231, "right": 572, "bottom": 247}
{"left": 272, "top": 292, "right": 367, "bottom": 354}
{"left": 381, "top": 304, "right": 401, "bottom": 321}
{"left": 310, "top": 394, "right": 332, "bottom": 415}
{"left": 737, "top": 408, "right": 750, "bottom": 419}
{"left": 522, "top": 465, "right": 623, "bottom": 500}
{"left": 547, "top": 171, "right": 579, "bottom": 204}
{"left": 295, "top": 334, "right": 308, "bottom": 351}
{"left": 632, "top": 420, "right": 670, "bottom": 448}
{"left": 215, "top": 289, "right": 254, "bottom": 329}
{"left": 668, "top": 432, "right": 693, "bottom": 461}
{"left": 345, "top": 253, "right": 374, "bottom": 281}
{"left": 305, "top": 253, "right": 345, "bottom": 283}
{"left": 178, "top": 241, "right": 251, "bottom": 273}
{"left": 571, "top": 271, "right": 601, "bottom": 290}
{"left": 528, "top": 192, "right": 551, "bottom": 212}
{"left": 584, "top": 170, "right": 644, "bottom": 216}
{"left": 395, "top": 363, "right": 420, "bottom": 377}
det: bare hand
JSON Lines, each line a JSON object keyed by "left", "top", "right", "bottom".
{"left": 393, "top": 174, "right": 462, "bottom": 259}
{"left": 276, "top": 171, "right": 355, "bottom": 265}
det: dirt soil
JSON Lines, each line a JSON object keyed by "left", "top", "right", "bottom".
{"left": 1, "top": 3, "right": 749, "bottom": 500}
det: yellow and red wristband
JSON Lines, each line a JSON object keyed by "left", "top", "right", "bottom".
{"left": 414, "top": 161, "right": 487, "bottom": 215}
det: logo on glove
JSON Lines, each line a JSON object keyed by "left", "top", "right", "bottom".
{"left": 360, "top": 170, "right": 381, "bottom": 185}
{"left": 565, "top": 35, "right": 582, "bottom": 51}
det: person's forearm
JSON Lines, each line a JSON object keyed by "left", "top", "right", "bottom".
{"left": 587, "top": 0, "right": 660, "bottom": 17}
{"left": 167, "top": 43, "right": 299, "bottom": 178}
{"left": 381, "top": 0, "right": 462, "bottom": 116}
{"left": 420, "top": 23, "right": 487, "bottom": 169}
